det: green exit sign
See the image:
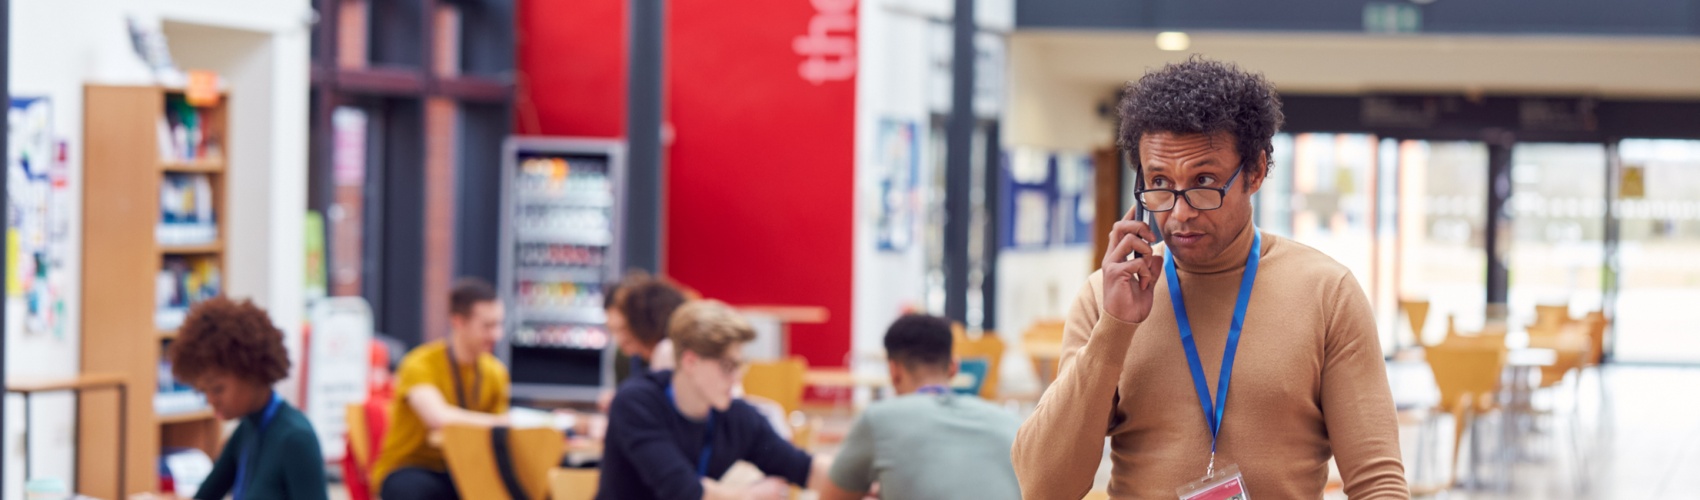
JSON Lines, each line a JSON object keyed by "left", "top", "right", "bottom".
{"left": 1364, "top": 2, "right": 1422, "bottom": 33}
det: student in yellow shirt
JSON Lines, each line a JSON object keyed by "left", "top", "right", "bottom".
{"left": 371, "top": 278, "right": 511, "bottom": 500}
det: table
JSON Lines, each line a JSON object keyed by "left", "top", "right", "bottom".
{"left": 6, "top": 373, "right": 128, "bottom": 491}
{"left": 802, "top": 368, "right": 889, "bottom": 389}
{"left": 735, "top": 305, "right": 829, "bottom": 361}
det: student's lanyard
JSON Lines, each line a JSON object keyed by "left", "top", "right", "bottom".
{"left": 447, "top": 347, "right": 481, "bottom": 409}
{"left": 915, "top": 384, "right": 950, "bottom": 396}
{"left": 1164, "top": 230, "right": 1260, "bottom": 477}
{"left": 667, "top": 385, "right": 715, "bottom": 477}
{"left": 232, "top": 392, "right": 283, "bottom": 500}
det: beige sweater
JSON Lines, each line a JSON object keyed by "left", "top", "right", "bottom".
{"left": 1012, "top": 223, "right": 1408, "bottom": 499}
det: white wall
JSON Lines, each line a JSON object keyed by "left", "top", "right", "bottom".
{"left": 852, "top": 0, "right": 938, "bottom": 377}
{"left": 5, "top": 1, "right": 310, "bottom": 496}
{"left": 852, "top": 0, "right": 1037, "bottom": 394}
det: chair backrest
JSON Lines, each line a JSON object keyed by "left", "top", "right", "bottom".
{"left": 1022, "top": 320, "right": 1065, "bottom": 346}
{"left": 441, "top": 425, "right": 565, "bottom": 500}
{"left": 1400, "top": 299, "right": 1431, "bottom": 344}
{"left": 1423, "top": 340, "right": 1506, "bottom": 413}
{"left": 954, "top": 332, "right": 1005, "bottom": 400}
{"left": 1583, "top": 311, "right": 1608, "bottom": 366}
{"left": 1534, "top": 304, "right": 1572, "bottom": 331}
{"left": 742, "top": 356, "right": 809, "bottom": 415}
{"left": 549, "top": 468, "right": 600, "bottom": 500}
{"left": 1022, "top": 320, "right": 1066, "bottom": 381}
{"left": 1530, "top": 327, "right": 1589, "bottom": 388}
{"left": 346, "top": 404, "right": 372, "bottom": 469}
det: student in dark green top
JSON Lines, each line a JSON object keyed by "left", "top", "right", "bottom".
{"left": 167, "top": 298, "right": 329, "bottom": 500}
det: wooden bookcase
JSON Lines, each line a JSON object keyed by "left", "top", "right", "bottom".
{"left": 79, "top": 84, "right": 230, "bottom": 498}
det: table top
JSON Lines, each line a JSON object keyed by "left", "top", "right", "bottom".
{"left": 804, "top": 368, "right": 890, "bottom": 388}
{"left": 734, "top": 305, "right": 830, "bottom": 324}
{"left": 6, "top": 373, "right": 127, "bottom": 393}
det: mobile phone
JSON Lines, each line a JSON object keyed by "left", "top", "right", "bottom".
{"left": 1131, "top": 203, "right": 1149, "bottom": 260}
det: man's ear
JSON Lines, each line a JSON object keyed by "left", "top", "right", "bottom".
{"left": 1245, "top": 152, "right": 1268, "bottom": 194}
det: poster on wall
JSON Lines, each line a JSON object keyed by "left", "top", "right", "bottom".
{"left": 874, "top": 119, "right": 918, "bottom": 252}
{"left": 1002, "top": 149, "right": 1056, "bottom": 249}
{"left": 304, "top": 297, "right": 373, "bottom": 462}
{"left": 1057, "top": 153, "right": 1095, "bottom": 246}
{"left": 7, "top": 97, "right": 71, "bottom": 339}
{"left": 330, "top": 107, "right": 368, "bottom": 296}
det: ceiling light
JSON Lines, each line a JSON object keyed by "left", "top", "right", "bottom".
{"left": 1156, "top": 32, "right": 1190, "bottom": 52}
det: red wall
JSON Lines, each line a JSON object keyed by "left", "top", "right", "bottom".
{"left": 519, "top": 0, "right": 858, "bottom": 368}
{"left": 517, "top": 0, "right": 626, "bottom": 137}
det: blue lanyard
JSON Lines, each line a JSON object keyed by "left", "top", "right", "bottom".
{"left": 1164, "top": 230, "right": 1261, "bottom": 457}
{"left": 915, "top": 384, "right": 950, "bottom": 396}
{"left": 232, "top": 392, "right": 283, "bottom": 500}
{"left": 667, "top": 386, "right": 715, "bottom": 477}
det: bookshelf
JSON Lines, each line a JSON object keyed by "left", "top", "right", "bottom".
{"left": 80, "top": 84, "right": 230, "bottom": 498}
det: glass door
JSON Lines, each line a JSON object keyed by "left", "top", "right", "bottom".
{"left": 1397, "top": 140, "right": 1491, "bottom": 345}
{"left": 1609, "top": 139, "right": 1700, "bottom": 363}
{"left": 1507, "top": 143, "right": 1609, "bottom": 330}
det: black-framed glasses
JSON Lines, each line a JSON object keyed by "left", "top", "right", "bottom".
{"left": 1134, "top": 166, "right": 1244, "bottom": 212}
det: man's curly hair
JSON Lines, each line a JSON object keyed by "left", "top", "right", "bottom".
{"left": 1117, "top": 56, "right": 1285, "bottom": 183}
{"left": 169, "top": 297, "right": 291, "bottom": 386}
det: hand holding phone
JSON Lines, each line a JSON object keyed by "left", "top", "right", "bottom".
{"left": 1101, "top": 206, "right": 1163, "bottom": 324}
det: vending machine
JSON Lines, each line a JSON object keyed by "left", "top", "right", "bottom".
{"left": 498, "top": 137, "right": 626, "bottom": 402}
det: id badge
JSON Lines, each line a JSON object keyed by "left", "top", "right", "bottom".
{"left": 1176, "top": 463, "right": 1248, "bottom": 500}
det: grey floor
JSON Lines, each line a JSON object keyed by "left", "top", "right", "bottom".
{"left": 1397, "top": 364, "right": 1700, "bottom": 499}
{"left": 1081, "top": 364, "right": 1700, "bottom": 499}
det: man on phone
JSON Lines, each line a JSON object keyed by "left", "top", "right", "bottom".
{"left": 1011, "top": 57, "right": 1408, "bottom": 499}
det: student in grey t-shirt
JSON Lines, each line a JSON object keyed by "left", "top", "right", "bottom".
{"left": 820, "top": 314, "right": 1023, "bottom": 500}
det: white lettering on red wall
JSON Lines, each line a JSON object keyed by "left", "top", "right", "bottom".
{"left": 794, "top": 0, "right": 857, "bottom": 85}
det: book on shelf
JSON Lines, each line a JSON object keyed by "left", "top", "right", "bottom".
{"left": 155, "top": 357, "right": 208, "bottom": 416}
{"left": 155, "top": 256, "right": 221, "bottom": 330}
{"left": 157, "top": 173, "right": 217, "bottom": 245}
{"left": 157, "top": 94, "right": 222, "bottom": 164}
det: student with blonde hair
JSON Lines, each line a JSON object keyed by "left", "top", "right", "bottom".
{"left": 597, "top": 300, "right": 831, "bottom": 500}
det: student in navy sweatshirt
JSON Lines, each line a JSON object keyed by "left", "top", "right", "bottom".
{"left": 597, "top": 300, "right": 831, "bottom": 500}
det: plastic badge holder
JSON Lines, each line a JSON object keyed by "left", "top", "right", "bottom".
{"left": 1176, "top": 463, "right": 1248, "bottom": 500}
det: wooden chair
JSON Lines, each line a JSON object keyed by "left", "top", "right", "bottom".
{"left": 743, "top": 356, "right": 809, "bottom": 416}
{"left": 1414, "top": 338, "right": 1507, "bottom": 493}
{"left": 441, "top": 425, "right": 565, "bottom": 500}
{"left": 1528, "top": 323, "right": 1589, "bottom": 389}
{"left": 1534, "top": 304, "right": 1572, "bottom": 332}
{"left": 1400, "top": 299, "right": 1431, "bottom": 347}
{"left": 346, "top": 404, "right": 373, "bottom": 475}
{"left": 955, "top": 331, "right": 1005, "bottom": 400}
{"left": 1581, "top": 311, "right": 1608, "bottom": 367}
{"left": 1022, "top": 319, "right": 1066, "bottom": 385}
{"left": 549, "top": 467, "right": 600, "bottom": 500}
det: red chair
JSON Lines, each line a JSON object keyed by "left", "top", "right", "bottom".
{"left": 342, "top": 340, "right": 396, "bottom": 500}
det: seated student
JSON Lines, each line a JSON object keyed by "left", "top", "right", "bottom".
{"left": 372, "top": 278, "right": 511, "bottom": 500}
{"left": 598, "top": 300, "right": 831, "bottom": 500}
{"left": 168, "top": 298, "right": 329, "bottom": 500}
{"left": 608, "top": 273, "right": 690, "bottom": 375}
{"left": 819, "top": 314, "right": 1023, "bottom": 500}
{"left": 598, "top": 276, "right": 790, "bottom": 440}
